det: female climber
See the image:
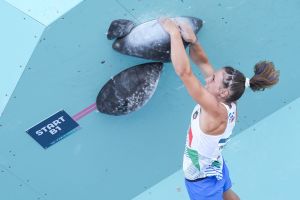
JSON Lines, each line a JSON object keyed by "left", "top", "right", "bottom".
{"left": 159, "top": 18, "right": 279, "bottom": 200}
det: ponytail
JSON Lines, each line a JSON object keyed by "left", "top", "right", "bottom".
{"left": 223, "top": 61, "right": 279, "bottom": 103}
{"left": 249, "top": 61, "right": 280, "bottom": 91}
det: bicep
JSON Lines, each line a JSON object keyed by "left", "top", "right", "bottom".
{"left": 180, "top": 71, "right": 220, "bottom": 115}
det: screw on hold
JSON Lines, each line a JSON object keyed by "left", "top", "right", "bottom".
{"left": 19, "top": 65, "right": 22, "bottom": 68}
{"left": 101, "top": 60, "right": 106, "bottom": 64}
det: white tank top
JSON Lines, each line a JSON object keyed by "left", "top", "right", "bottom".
{"left": 183, "top": 102, "right": 236, "bottom": 180}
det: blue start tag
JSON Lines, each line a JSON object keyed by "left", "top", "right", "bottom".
{"left": 26, "top": 110, "right": 79, "bottom": 149}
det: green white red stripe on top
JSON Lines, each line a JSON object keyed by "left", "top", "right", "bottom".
{"left": 183, "top": 103, "right": 236, "bottom": 181}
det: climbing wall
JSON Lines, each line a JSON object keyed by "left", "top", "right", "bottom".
{"left": 0, "top": 0, "right": 299, "bottom": 199}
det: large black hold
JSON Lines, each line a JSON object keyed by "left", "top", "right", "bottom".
{"left": 107, "top": 17, "right": 203, "bottom": 62}
{"left": 96, "top": 62, "right": 163, "bottom": 116}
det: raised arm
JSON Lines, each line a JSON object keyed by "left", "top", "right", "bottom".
{"left": 159, "top": 18, "right": 221, "bottom": 117}
{"left": 177, "top": 21, "right": 215, "bottom": 78}
{"left": 189, "top": 42, "right": 214, "bottom": 78}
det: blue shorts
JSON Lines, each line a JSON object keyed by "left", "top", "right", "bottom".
{"left": 185, "top": 161, "right": 232, "bottom": 200}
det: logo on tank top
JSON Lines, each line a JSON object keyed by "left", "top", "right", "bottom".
{"left": 193, "top": 111, "right": 198, "bottom": 119}
{"left": 228, "top": 112, "right": 235, "bottom": 123}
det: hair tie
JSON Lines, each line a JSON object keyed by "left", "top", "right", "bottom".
{"left": 245, "top": 77, "right": 250, "bottom": 88}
